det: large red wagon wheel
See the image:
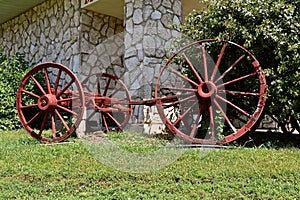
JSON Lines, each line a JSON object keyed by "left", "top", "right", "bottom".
{"left": 82, "top": 73, "right": 132, "bottom": 133}
{"left": 155, "top": 39, "right": 267, "bottom": 145}
{"left": 16, "top": 63, "right": 85, "bottom": 143}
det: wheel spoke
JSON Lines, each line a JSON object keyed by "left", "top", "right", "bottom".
{"left": 215, "top": 55, "right": 245, "bottom": 84}
{"left": 170, "top": 68, "right": 199, "bottom": 88}
{"left": 213, "top": 98, "right": 237, "bottom": 133}
{"left": 112, "top": 104, "right": 131, "bottom": 112}
{"left": 103, "top": 78, "right": 112, "bottom": 96}
{"left": 57, "top": 97, "right": 80, "bottom": 103}
{"left": 97, "top": 79, "right": 101, "bottom": 95}
{"left": 51, "top": 111, "right": 57, "bottom": 138}
{"left": 202, "top": 45, "right": 209, "bottom": 82}
{"left": 182, "top": 53, "right": 204, "bottom": 84}
{"left": 161, "top": 86, "right": 198, "bottom": 93}
{"left": 106, "top": 112, "right": 122, "bottom": 130}
{"left": 190, "top": 114, "right": 201, "bottom": 138}
{"left": 31, "top": 75, "right": 46, "bottom": 95}
{"left": 54, "top": 69, "right": 62, "bottom": 95}
{"left": 109, "top": 86, "right": 123, "bottom": 98}
{"left": 26, "top": 110, "right": 43, "bottom": 125}
{"left": 220, "top": 90, "right": 260, "bottom": 96}
{"left": 216, "top": 94, "right": 252, "bottom": 119}
{"left": 39, "top": 110, "right": 50, "bottom": 136}
{"left": 190, "top": 105, "right": 205, "bottom": 138}
{"left": 55, "top": 109, "right": 70, "bottom": 131}
{"left": 86, "top": 110, "right": 97, "bottom": 121}
{"left": 56, "top": 78, "right": 75, "bottom": 98}
{"left": 21, "top": 89, "right": 40, "bottom": 99}
{"left": 209, "top": 105, "right": 215, "bottom": 139}
{"left": 21, "top": 104, "right": 38, "bottom": 109}
{"left": 211, "top": 44, "right": 227, "bottom": 81}
{"left": 217, "top": 72, "right": 257, "bottom": 88}
{"left": 44, "top": 68, "right": 52, "bottom": 94}
{"left": 56, "top": 105, "right": 78, "bottom": 116}
{"left": 101, "top": 113, "right": 109, "bottom": 132}
{"left": 161, "top": 95, "right": 196, "bottom": 108}
{"left": 173, "top": 101, "right": 198, "bottom": 127}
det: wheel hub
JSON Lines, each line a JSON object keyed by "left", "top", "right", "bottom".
{"left": 198, "top": 81, "right": 217, "bottom": 98}
{"left": 38, "top": 94, "right": 57, "bottom": 110}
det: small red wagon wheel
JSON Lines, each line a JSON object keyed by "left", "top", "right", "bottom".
{"left": 16, "top": 63, "right": 85, "bottom": 143}
{"left": 155, "top": 39, "right": 267, "bottom": 145}
{"left": 82, "top": 73, "right": 132, "bottom": 133}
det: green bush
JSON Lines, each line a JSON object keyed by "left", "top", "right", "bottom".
{"left": 179, "top": 0, "right": 300, "bottom": 132}
{"left": 0, "top": 50, "right": 31, "bottom": 130}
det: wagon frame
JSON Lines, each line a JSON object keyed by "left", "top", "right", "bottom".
{"left": 16, "top": 39, "right": 267, "bottom": 145}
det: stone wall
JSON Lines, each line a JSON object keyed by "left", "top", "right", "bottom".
{"left": 123, "top": 0, "right": 183, "bottom": 131}
{"left": 79, "top": 10, "right": 124, "bottom": 80}
{"left": 0, "top": 0, "right": 124, "bottom": 77}
{"left": 123, "top": 0, "right": 182, "bottom": 100}
{"left": 0, "top": 0, "right": 81, "bottom": 73}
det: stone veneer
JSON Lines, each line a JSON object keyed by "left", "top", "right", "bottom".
{"left": 123, "top": 0, "right": 183, "bottom": 130}
{"left": 123, "top": 0, "right": 182, "bottom": 99}
{"left": 0, "top": 0, "right": 81, "bottom": 73}
{"left": 0, "top": 0, "right": 124, "bottom": 78}
{"left": 80, "top": 9, "right": 124, "bottom": 79}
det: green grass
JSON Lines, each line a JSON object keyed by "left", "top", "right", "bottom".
{"left": 0, "top": 130, "right": 299, "bottom": 199}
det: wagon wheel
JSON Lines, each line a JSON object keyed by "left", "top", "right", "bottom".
{"left": 82, "top": 73, "right": 132, "bottom": 133}
{"left": 155, "top": 39, "right": 267, "bottom": 145}
{"left": 16, "top": 63, "right": 85, "bottom": 143}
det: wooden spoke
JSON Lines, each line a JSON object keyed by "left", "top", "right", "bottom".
{"left": 31, "top": 75, "right": 46, "bottom": 95}
{"left": 102, "top": 113, "right": 109, "bottom": 132}
{"left": 161, "top": 86, "right": 198, "bottom": 93}
{"left": 103, "top": 78, "right": 111, "bottom": 96}
{"left": 220, "top": 90, "right": 260, "bottom": 96}
{"left": 202, "top": 45, "right": 209, "bottom": 82}
{"left": 216, "top": 94, "right": 253, "bottom": 119}
{"left": 26, "top": 110, "right": 43, "bottom": 125}
{"left": 44, "top": 68, "right": 52, "bottom": 94}
{"left": 56, "top": 105, "right": 78, "bottom": 116}
{"left": 217, "top": 72, "right": 257, "bottom": 88}
{"left": 173, "top": 101, "right": 198, "bottom": 127}
{"left": 106, "top": 112, "right": 122, "bottom": 131}
{"left": 215, "top": 55, "right": 245, "bottom": 84}
{"left": 55, "top": 109, "right": 70, "bottom": 131}
{"left": 21, "top": 89, "right": 40, "bottom": 99}
{"left": 56, "top": 78, "right": 75, "bottom": 98}
{"left": 213, "top": 98, "right": 237, "bottom": 133}
{"left": 21, "top": 104, "right": 38, "bottom": 109}
{"left": 190, "top": 105, "right": 205, "bottom": 138}
{"left": 39, "top": 110, "right": 49, "bottom": 136}
{"left": 211, "top": 44, "right": 227, "bottom": 81}
{"left": 170, "top": 68, "right": 199, "bottom": 88}
{"left": 209, "top": 105, "right": 215, "bottom": 139}
{"left": 182, "top": 53, "right": 204, "bottom": 84}
{"left": 51, "top": 111, "right": 57, "bottom": 138}
{"left": 54, "top": 69, "right": 62, "bottom": 94}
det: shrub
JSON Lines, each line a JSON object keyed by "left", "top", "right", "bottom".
{"left": 0, "top": 50, "right": 31, "bottom": 130}
{"left": 178, "top": 0, "right": 300, "bottom": 132}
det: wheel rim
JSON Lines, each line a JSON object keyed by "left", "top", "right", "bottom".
{"left": 82, "top": 73, "right": 132, "bottom": 133}
{"left": 155, "top": 39, "right": 267, "bottom": 145}
{"left": 16, "top": 63, "right": 85, "bottom": 142}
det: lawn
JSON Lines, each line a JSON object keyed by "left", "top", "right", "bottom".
{"left": 0, "top": 130, "right": 299, "bottom": 199}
